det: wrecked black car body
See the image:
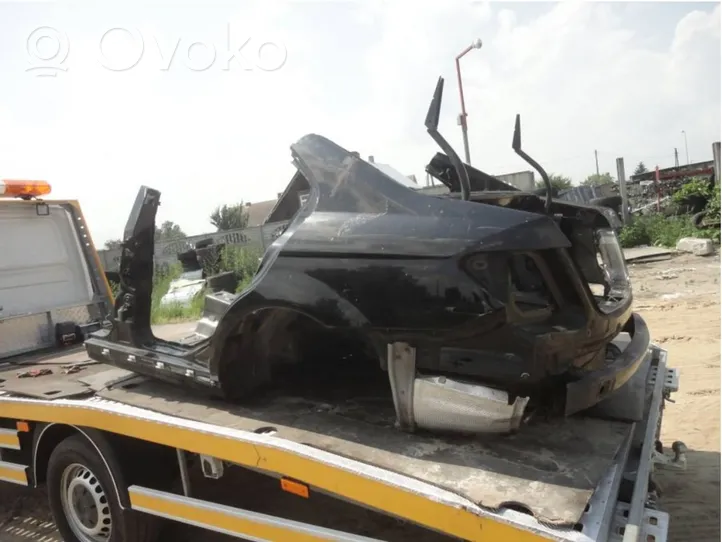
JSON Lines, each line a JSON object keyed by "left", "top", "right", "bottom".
{"left": 85, "top": 77, "right": 650, "bottom": 435}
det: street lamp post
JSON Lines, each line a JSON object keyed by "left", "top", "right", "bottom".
{"left": 681, "top": 130, "right": 690, "bottom": 165}
{"left": 455, "top": 38, "right": 482, "bottom": 165}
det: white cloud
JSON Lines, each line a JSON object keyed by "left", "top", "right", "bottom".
{"left": 0, "top": 2, "right": 719, "bottom": 246}
{"left": 354, "top": 1, "right": 720, "bottom": 182}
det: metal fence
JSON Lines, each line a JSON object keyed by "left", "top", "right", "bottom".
{"left": 97, "top": 221, "right": 290, "bottom": 274}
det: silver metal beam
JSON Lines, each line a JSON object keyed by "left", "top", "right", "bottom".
{"left": 622, "top": 353, "right": 667, "bottom": 542}
{"left": 176, "top": 448, "right": 192, "bottom": 497}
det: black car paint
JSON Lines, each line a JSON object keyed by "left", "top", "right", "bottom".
{"left": 85, "top": 133, "right": 646, "bottom": 419}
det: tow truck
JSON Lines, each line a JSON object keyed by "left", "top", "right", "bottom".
{"left": 0, "top": 178, "right": 687, "bottom": 542}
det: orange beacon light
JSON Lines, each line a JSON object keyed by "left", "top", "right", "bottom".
{"left": 0, "top": 179, "right": 52, "bottom": 199}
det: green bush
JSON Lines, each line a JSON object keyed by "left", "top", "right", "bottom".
{"left": 149, "top": 262, "right": 203, "bottom": 324}
{"left": 151, "top": 294, "right": 206, "bottom": 324}
{"left": 619, "top": 213, "right": 719, "bottom": 248}
{"left": 618, "top": 218, "right": 651, "bottom": 247}
{"left": 219, "top": 245, "right": 262, "bottom": 292}
{"left": 706, "top": 184, "right": 720, "bottom": 223}
{"left": 620, "top": 175, "right": 720, "bottom": 248}
{"left": 149, "top": 246, "right": 262, "bottom": 324}
{"left": 672, "top": 177, "right": 712, "bottom": 204}
{"left": 109, "top": 279, "right": 121, "bottom": 300}
{"left": 103, "top": 246, "right": 264, "bottom": 325}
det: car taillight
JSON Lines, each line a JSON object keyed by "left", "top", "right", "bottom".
{"left": 594, "top": 228, "right": 631, "bottom": 314}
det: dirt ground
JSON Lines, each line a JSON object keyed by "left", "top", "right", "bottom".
{"left": 0, "top": 252, "right": 719, "bottom": 542}
{"left": 628, "top": 252, "right": 721, "bottom": 542}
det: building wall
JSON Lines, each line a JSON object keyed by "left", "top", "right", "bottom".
{"left": 498, "top": 171, "right": 535, "bottom": 191}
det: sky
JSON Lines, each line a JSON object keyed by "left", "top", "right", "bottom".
{"left": 0, "top": 1, "right": 720, "bottom": 245}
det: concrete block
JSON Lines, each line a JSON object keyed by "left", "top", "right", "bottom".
{"left": 676, "top": 237, "right": 714, "bottom": 256}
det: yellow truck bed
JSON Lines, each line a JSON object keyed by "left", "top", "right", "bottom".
{"left": 0, "top": 325, "right": 679, "bottom": 541}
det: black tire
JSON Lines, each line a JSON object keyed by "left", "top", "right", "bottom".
{"left": 677, "top": 194, "right": 708, "bottom": 214}
{"left": 47, "top": 435, "right": 160, "bottom": 542}
{"left": 692, "top": 210, "right": 707, "bottom": 229}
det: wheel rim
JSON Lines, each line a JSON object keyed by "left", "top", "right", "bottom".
{"left": 59, "top": 463, "right": 113, "bottom": 542}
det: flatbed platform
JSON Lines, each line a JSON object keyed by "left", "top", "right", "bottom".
{"left": 0, "top": 322, "right": 677, "bottom": 542}
{"left": 0, "top": 187, "right": 684, "bottom": 542}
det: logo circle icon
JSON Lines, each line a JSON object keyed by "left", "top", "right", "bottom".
{"left": 254, "top": 41, "right": 287, "bottom": 72}
{"left": 98, "top": 27, "right": 144, "bottom": 72}
{"left": 183, "top": 41, "right": 217, "bottom": 72}
{"left": 26, "top": 26, "right": 69, "bottom": 65}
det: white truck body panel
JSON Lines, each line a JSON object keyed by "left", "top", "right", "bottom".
{"left": 0, "top": 202, "right": 93, "bottom": 317}
{"left": 0, "top": 201, "right": 106, "bottom": 360}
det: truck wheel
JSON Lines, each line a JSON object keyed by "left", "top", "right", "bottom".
{"left": 692, "top": 210, "right": 707, "bottom": 229}
{"left": 47, "top": 435, "right": 160, "bottom": 542}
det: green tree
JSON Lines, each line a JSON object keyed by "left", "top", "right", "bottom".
{"left": 581, "top": 172, "right": 615, "bottom": 186}
{"left": 535, "top": 173, "right": 573, "bottom": 192}
{"left": 210, "top": 203, "right": 249, "bottom": 231}
{"left": 104, "top": 239, "right": 123, "bottom": 250}
{"left": 633, "top": 162, "right": 648, "bottom": 176}
{"left": 102, "top": 223, "right": 185, "bottom": 250}
{"left": 155, "top": 220, "right": 186, "bottom": 242}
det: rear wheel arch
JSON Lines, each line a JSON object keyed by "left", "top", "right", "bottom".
{"left": 214, "top": 305, "right": 381, "bottom": 400}
{"left": 46, "top": 434, "right": 161, "bottom": 542}
{"left": 33, "top": 424, "right": 130, "bottom": 508}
